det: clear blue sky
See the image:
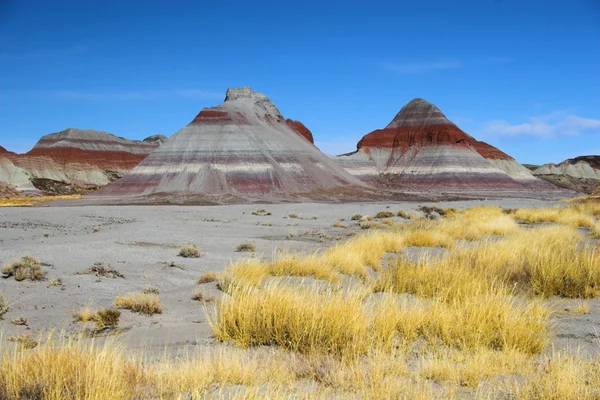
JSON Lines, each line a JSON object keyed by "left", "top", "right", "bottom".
{"left": 1, "top": 0, "right": 598, "bottom": 164}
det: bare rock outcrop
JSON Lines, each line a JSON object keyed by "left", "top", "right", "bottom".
{"left": 533, "top": 156, "right": 600, "bottom": 193}
{"left": 0, "top": 129, "right": 165, "bottom": 194}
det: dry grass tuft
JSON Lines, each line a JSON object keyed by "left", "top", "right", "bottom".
{"left": 514, "top": 207, "right": 595, "bottom": 228}
{"left": 516, "top": 351, "right": 600, "bottom": 400}
{"left": 351, "top": 213, "right": 362, "bottom": 221}
{"left": 11, "top": 316, "right": 28, "bottom": 326}
{"left": 209, "top": 284, "right": 370, "bottom": 357}
{"left": 114, "top": 292, "right": 163, "bottom": 315}
{"left": 197, "top": 272, "right": 219, "bottom": 284}
{"left": 7, "top": 335, "right": 38, "bottom": 349}
{"left": 0, "top": 291, "right": 8, "bottom": 318}
{"left": 86, "top": 262, "right": 124, "bottom": 279}
{"left": 192, "top": 288, "right": 214, "bottom": 302}
{"left": 418, "top": 348, "right": 533, "bottom": 387}
{"left": 573, "top": 302, "right": 590, "bottom": 314}
{"left": 178, "top": 244, "right": 201, "bottom": 258}
{"left": 236, "top": 242, "right": 256, "bottom": 252}
{"left": 332, "top": 220, "right": 347, "bottom": 228}
{"left": 375, "top": 211, "right": 395, "bottom": 219}
{"left": 251, "top": 208, "right": 271, "bottom": 216}
{"left": 397, "top": 209, "right": 412, "bottom": 219}
{"left": 403, "top": 230, "right": 454, "bottom": 248}
{"left": 269, "top": 253, "right": 339, "bottom": 283}
{"left": 143, "top": 287, "right": 159, "bottom": 294}
{"left": 2, "top": 255, "right": 45, "bottom": 281}
{"left": 73, "top": 307, "right": 121, "bottom": 329}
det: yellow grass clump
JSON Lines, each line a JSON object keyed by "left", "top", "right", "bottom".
{"left": 113, "top": 292, "right": 163, "bottom": 315}
{"left": 516, "top": 351, "right": 600, "bottom": 400}
{"left": 209, "top": 284, "right": 370, "bottom": 357}
{"left": 371, "top": 291, "right": 549, "bottom": 354}
{"left": 268, "top": 253, "right": 339, "bottom": 283}
{"left": 513, "top": 207, "right": 595, "bottom": 227}
{"left": 0, "top": 291, "right": 8, "bottom": 317}
{"left": 0, "top": 194, "right": 82, "bottom": 207}
{"left": 418, "top": 348, "right": 533, "bottom": 388}
{"left": 2, "top": 255, "right": 45, "bottom": 281}
{"left": 402, "top": 230, "right": 455, "bottom": 248}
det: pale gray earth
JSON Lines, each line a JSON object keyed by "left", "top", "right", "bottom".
{"left": 1, "top": 198, "right": 599, "bottom": 359}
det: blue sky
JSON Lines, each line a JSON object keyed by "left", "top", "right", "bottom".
{"left": 1, "top": 0, "right": 598, "bottom": 164}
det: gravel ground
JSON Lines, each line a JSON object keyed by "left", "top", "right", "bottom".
{"left": 1, "top": 198, "right": 598, "bottom": 358}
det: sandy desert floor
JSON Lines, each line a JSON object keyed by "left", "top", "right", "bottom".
{"left": 1, "top": 198, "right": 598, "bottom": 356}
{"left": 2, "top": 198, "right": 600, "bottom": 398}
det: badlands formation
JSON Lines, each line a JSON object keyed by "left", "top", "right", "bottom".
{"left": 91, "top": 87, "right": 371, "bottom": 203}
{"left": 533, "top": 155, "right": 600, "bottom": 194}
{"left": 0, "top": 129, "right": 165, "bottom": 194}
{"left": 335, "top": 98, "right": 553, "bottom": 193}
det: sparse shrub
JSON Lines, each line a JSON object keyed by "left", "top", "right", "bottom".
{"left": 43, "top": 232, "right": 49, "bottom": 238}
{"left": 252, "top": 209, "right": 271, "bottom": 216}
{"left": 11, "top": 317, "right": 28, "bottom": 326}
{"left": 288, "top": 213, "right": 299, "bottom": 219}
{"left": 73, "top": 307, "right": 96, "bottom": 323}
{"left": 2, "top": 256, "right": 45, "bottom": 281}
{"left": 92, "top": 226, "right": 100, "bottom": 233}
{"left": 8, "top": 335, "right": 37, "bottom": 349}
{"left": 0, "top": 291, "right": 8, "bottom": 318}
{"left": 332, "top": 221, "right": 347, "bottom": 228}
{"left": 192, "top": 288, "right": 214, "bottom": 302}
{"left": 351, "top": 214, "right": 362, "bottom": 221}
{"left": 143, "top": 287, "right": 159, "bottom": 294}
{"left": 375, "top": 211, "right": 394, "bottom": 219}
{"left": 94, "top": 308, "right": 121, "bottom": 329}
{"left": 114, "top": 292, "right": 163, "bottom": 315}
{"left": 197, "top": 272, "right": 219, "bottom": 284}
{"left": 236, "top": 242, "right": 256, "bottom": 252}
{"left": 179, "top": 244, "right": 201, "bottom": 258}
{"left": 86, "top": 262, "right": 124, "bottom": 279}
{"left": 397, "top": 210, "right": 411, "bottom": 219}
{"left": 49, "top": 278, "right": 63, "bottom": 287}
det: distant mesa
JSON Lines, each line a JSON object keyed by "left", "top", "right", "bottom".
{"left": 0, "top": 128, "right": 165, "bottom": 194}
{"left": 335, "top": 98, "right": 554, "bottom": 192}
{"left": 533, "top": 155, "right": 600, "bottom": 194}
{"left": 91, "top": 86, "right": 369, "bottom": 202}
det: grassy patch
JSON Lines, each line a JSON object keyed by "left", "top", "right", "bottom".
{"left": 197, "top": 272, "right": 219, "bottom": 284}
{"left": 114, "top": 293, "right": 163, "bottom": 315}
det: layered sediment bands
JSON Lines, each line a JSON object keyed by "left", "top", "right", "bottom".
{"left": 285, "top": 119, "right": 314, "bottom": 144}
{"left": 533, "top": 156, "right": 600, "bottom": 193}
{"left": 336, "top": 98, "right": 551, "bottom": 191}
{"left": 0, "top": 129, "right": 165, "bottom": 193}
{"left": 91, "top": 86, "right": 369, "bottom": 200}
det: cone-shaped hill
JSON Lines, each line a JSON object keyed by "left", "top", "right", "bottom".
{"left": 91, "top": 87, "right": 370, "bottom": 202}
{"left": 335, "top": 98, "right": 553, "bottom": 191}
